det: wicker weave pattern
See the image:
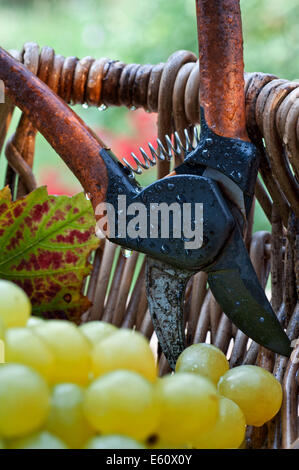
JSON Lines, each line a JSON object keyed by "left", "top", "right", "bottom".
{"left": 0, "top": 43, "right": 298, "bottom": 449}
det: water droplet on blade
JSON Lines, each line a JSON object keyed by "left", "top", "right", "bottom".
{"left": 161, "top": 244, "right": 169, "bottom": 254}
{"left": 202, "top": 149, "right": 210, "bottom": 158}
{"left": 176, "top": 194, "right": 185, "bottom": 203}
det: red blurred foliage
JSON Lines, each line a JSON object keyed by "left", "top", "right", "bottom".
{"left": 96, "top": 108, "right": 158, "bottom": 164}
{"left": 40, "top": 109, "right": 157, "bottom": 196}
{"left": 39, "top": 169, "right": 81, "bottom": 196}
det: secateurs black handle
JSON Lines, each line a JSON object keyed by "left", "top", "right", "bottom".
{"left": 99, "top": 126, "right": 291, "bottom": 363}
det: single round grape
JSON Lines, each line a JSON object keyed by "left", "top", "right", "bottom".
{"left": 8, "top": 431, "right": 68, "bottom": 449}
{"left": 26, "top": 317, "right": 45, "bottom": 328}
{"left": 176, "top": 343, "right": 229, "bottom": 384}
{"left": 34, "top": 320, "right": 91, "bottom": 385}
{"left": 92, "top": 329, "right": 157, "bottom": 382}
{"left": 45, "top": 383, "right": 94, "bottom": 449}
{"left": 5, "top": 327, "right": 55, "bottom": 382}
{"left": 194, "top": 396, "right": 246, "bottom": 449}
{"left": 0, "top": 280, "right": 31, "bottom": 328}
{"left": 79, "top": 321, "right": 117, "bottom": 347}
{"left": 218, "top": 365, "right": 283, "bottom": 426}
{"left": 155, "top": 372, "right": 219, "bottom": 445}
{"left": 0, "top": 364, "right": 50, "bottom": 438}
{"left": 83, "top": 370, "right": 159, "bottom": 441}
{"left": 84, "top": 435, "right": 145, "bottom": 449}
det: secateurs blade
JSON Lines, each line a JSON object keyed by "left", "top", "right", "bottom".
{"left": 0, "top": 0, "right": 291, "bottom": 371}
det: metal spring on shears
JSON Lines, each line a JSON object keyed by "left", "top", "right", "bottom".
{"left": 122, "top": 126, "right": 200, "bottom": 175}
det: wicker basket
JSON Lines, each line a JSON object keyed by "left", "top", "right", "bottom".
{"left": 0, "top": 43, "right": 298, "bottom": 449}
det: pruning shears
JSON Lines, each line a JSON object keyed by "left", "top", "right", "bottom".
{"left": 0, "top": 0, "right": 291, "bottom": 369}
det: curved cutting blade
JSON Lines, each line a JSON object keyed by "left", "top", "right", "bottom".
{"left": 146, "top": 257, "right": 192, "bottom": 370}
{"left": 207, "top": 227, "right": 291, "bottom": 357}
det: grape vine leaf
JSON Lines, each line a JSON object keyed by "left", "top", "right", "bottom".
{"left": 0, "top": 186, "right": 101, "bottom": 322}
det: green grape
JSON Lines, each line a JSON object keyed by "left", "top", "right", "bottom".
{"left": 194, "top": 396, "right": 246, "bottom": 449}
{"left": 8, "top": 431, "right": 68, "bottom": 449}
{"left": 218, "top": 365, "right": 283, "bottom": 426}
{"left": 5, "top": 327, "right": 55, "bottom": 382}
{"left": 92, "top": 329, "right": 157, "bottom": 382}
{"left": 0, "top": 439, "right": 5, "bottom": 449}
{"left": 83, "top": 370, "right": 159, "bottom": 441}
{"left": 26, "top": 317, "right": 45, "bottom": 328}
{"left": 84, "top": 435, "right": 145, "bottom": 449}
{"left": 176, "top": 343, "right": 229, "bottom": 384}
{"left": 34, "top": 320, "right": 91, "bottom": 385}
{"left": 79, "top": 321, "right": 117, "bottom": 347}
{"left": 0, "top": 364, "right": 50, "bottom": 438}
{"left": 155, "top": 372, "right": 219, "bottom": 446}
{"left": 0, "top": 280, "right": 31, "bottom": 328}
{"left": 45, "top": 383, "right": 94, "bottom": 449}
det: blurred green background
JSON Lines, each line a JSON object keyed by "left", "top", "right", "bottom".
{"left": 1, "top": 0, "right": 298, "bottom": 231}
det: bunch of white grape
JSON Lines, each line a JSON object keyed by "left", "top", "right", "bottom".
{"left": 0, "top": 280, "right": 283, "bottom": 449}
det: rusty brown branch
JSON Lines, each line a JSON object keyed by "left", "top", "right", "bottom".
{"left": 196, "top": 0, "right": 248, "bottom": 141}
